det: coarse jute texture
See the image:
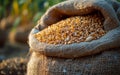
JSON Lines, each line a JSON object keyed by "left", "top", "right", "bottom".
{"left": 28, "top": 0, "right": 120, "bottom": 75}
{"left": 28, "top": 49, "right": 120, "bottom": 75}
{"left": 35, "top": 12, "right": 106, "bottom": 45}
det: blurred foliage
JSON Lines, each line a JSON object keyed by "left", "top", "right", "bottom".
{"left": 0, "top": 0, "right": 120, "bottom": 29}
{"left": 0, "top": 0, "right": 64, "bottom": 28}
{"left": 118, "top": 0, "right": 120, "bottom": 2}
{"left": 12, "top": 17, "right": 21, "bottom": 31}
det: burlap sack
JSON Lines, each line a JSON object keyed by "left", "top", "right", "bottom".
{"left": 27, "top": 0, "right": 120, "bottom": 75}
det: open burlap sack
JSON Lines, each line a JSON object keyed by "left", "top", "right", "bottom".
{"left": 28, "top": 0, "right": 120, "bottom": 75}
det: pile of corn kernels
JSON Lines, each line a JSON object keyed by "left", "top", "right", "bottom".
{"left": 35, "top": 12, "right": 106, "bottom": 45}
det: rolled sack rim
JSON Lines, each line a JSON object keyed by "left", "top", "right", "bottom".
{"left": 29, "top": 26, "right": 120, "bottom": 58}
{"left": 40, "top": 0, "right": 120, "bottom": 31}
{"left": 29, "top": 0, "right": 120, "bottom": 58}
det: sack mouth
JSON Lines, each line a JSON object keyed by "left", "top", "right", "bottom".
{"left": 29, "top": 0, "right": 120, "bottom": 58}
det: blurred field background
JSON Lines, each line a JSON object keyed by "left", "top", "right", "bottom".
{"left": 0, "top": 0, "right": 64, "bottom": 61}
{"left": 0, "top": 0, "right": 120, "bottom": 75}
{"left": 0, "top": 0, "right": 64, "bottom": 74}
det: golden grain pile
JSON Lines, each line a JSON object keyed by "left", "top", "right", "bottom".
{"left": 35, "top": 12, "right": 106, "bottom": 45}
